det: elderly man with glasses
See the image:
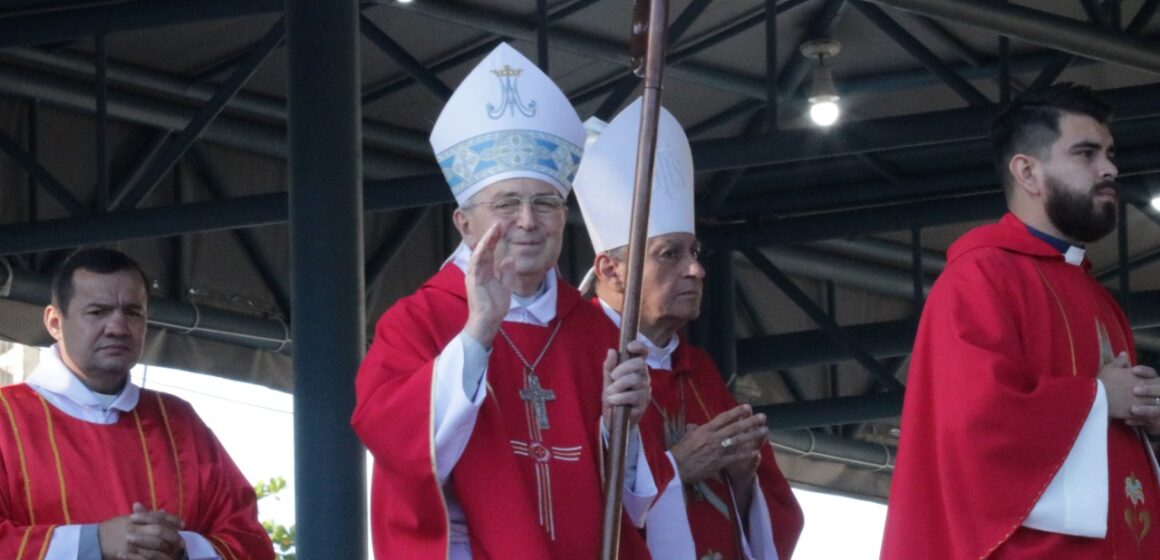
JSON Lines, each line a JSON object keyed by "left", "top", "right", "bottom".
{"left": 352, "top": 43, "right": 668, "bottom": 560}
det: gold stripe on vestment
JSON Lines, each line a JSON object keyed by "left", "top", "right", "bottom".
{"left": 0, "top": 392, "right": 36, "bottom": 525}
{"left": 1034, "top": 262, "right": 1077, "bottom": 376}
{"left": 154, "top": 393, "right": 185, "bottom": 518}
{"left": 34, "top": 394, "right": 70, "bottom": 523}
{"left": 132, "top": 409, "right": 159, "bottom": 510}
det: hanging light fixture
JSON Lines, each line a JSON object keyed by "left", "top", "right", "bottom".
{"left": 800, "top": 39, "right": 842, "bottom": 127}
{"left": 1152, "top": 194, "right": 1160, "bottom": 212}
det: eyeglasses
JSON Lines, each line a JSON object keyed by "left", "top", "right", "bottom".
{"left": 466, "top": 194, "right": 567, "bottom": 217}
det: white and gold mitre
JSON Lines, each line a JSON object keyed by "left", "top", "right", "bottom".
{"left": 572, "top": 98, "right": 695, "bottom": 254}
{"left": 429, "top": 42, "right": 585, "bottom": 205}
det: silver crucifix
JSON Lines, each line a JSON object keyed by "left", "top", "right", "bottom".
{"left": 520, "top": 372, "right": 556, "bottom": 430}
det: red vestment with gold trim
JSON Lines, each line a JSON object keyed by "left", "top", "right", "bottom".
{"left": 0, "top": 386, "right": 272, "bottom": 560}
{"left": 882, "top": 213, "right": 1160, "bottom": 559}
{"left": 640, "top": 339, "right": 804, "bottom": 560}
{"left": 353, "top": 264, "right": 670, "bottom": 559}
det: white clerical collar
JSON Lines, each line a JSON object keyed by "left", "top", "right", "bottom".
{"left": 26, "top": 344, "right": 140, "bottom": 424}
{"left": 1023, "top": 222, "right": 1086, "bottom": 267}
{"left": 449, "top": 241, "right": 558, "bottom": 326}
{"left": 597, "top": 298, "right": 679, "bottom": 370}
{"left": 1063, "top": 245, "right": 1086, "bottom": 266}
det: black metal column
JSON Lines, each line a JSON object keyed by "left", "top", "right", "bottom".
{"left": 708, "top": 249, "right": 737, "bottom": 383}
{"left": 286, "top": 1, "right": 366, "bottom": 558}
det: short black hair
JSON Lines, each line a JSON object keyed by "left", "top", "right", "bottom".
{"left": 990, "top": 82, "right": 1114, "bottom": 195}
{"left": 51, "top": 248, "right": 148, "bottom": 315}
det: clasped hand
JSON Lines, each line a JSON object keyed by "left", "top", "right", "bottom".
{"left": 99, "top": 502, "right": 186, "bottom": 560}
{"left": 671, "top": 404, "right": 768, "bottom": 487}
{"left": 1100, "top": 351, "right": 1160, "bottom": 433}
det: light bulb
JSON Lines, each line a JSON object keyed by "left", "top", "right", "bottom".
{"left": 1152, "top": 195, "right": 1160, "bottom": 212}
{"left": 810, "top": 100, "right": 840, "bottom": 126}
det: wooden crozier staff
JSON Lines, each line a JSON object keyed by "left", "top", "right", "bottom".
{"left": 600, "top": 0, "right": 669, "bottom": 558}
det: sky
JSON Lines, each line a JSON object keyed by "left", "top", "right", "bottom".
{"left": 131, "top": 363, "right": 888, "bottom": 559}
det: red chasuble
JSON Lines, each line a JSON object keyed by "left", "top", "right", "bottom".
{"left": 0, "top": 386, "right": 272, "bottom": 560}
{"left": 882, "top": 213, "right": 1160, "bottom": 560}
{"left": 639, "top": 338, "right": 804, "bottom": 560}
{"left": 353, "top": 264, "right": 670, "bottom": 559}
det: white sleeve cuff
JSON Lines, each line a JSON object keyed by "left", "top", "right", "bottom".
{"left": 182, "top": 531, "right": 223, "bottom": 559}
{"left": 1023, "top": 380, "right": 1108, "bottom": 537}
{"left": 738, "top": 478, "right": 779, "bottom": 560}
{"left": 601, "top": 423, "right": 659, "bottom": 527}
{"left": 432, "top": 332, "right": 490, "bottom": 483}
{"left": 43, "top": 524, "right": 82, "bottom": 560}
{"left": 645, "top": 452, "right": 697, "bottom": 557}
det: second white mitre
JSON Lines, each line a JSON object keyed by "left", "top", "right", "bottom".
{"left": 572, "top": 98, "right": 696, "bottom": 253}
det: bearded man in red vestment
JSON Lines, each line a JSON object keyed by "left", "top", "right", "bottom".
{"left": 574, "top": 98, "right": 804, "bottom": 560}
{"left": 351, "top": 43, "right": 664, "bottom": 560}
{"left": 882, "top": 83, "right": 1160, "bottom": 559}
{"left": 0, "top": 248, "right": 272, "bottom": 560}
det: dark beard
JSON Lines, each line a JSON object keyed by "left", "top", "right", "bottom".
{"left": 1044, "top": 177, "right": 1118, "bottom": 243}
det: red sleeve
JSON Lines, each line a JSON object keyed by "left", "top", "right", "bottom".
{"left": 0, "top": 477, "right": 56, "bottom": 560}
{"left": 173, "top": 398, "right": 274, "bottom": 560}
{"left": 351, "top": 288, "right": 461, "bottom": 557}
{"left": 691, "top": 349, "right": 805, "bottom": 559}
{"left": 0, "top": 390, "right": 59, "bottom": 559}
{"left": 882, "top": 254, "right": 1097, "bottom": 560}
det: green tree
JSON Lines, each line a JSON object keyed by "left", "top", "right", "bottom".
{"left": 254, "top": 477, "right": 296, "bottom": 560}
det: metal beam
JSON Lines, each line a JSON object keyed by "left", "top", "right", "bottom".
{"left": 1095, "top": 247, "right": 1160, "bottom": 282}
{"left": 716, "top": 140, "right": 1160, "bottom": 218}
{"left": 110, "top": 19, "right": 286, "bottom": 211}
{"left": 591, "top": 0, "right": 712, "bottom": 119}
{"left": 286, "top": 0, "right": 366, "bottom": 556}
{"left": 365, "top": 207, "right": 431, "bottom": 290}
{"left": 362, "top": 36, "right": 504, "bottom": 106}
{"left": 387, "top": 0, "right": 769, "bottom": 100}
{"left": 359, "top": 15, "right": 452, "bottom": 101}
{"left": 770, "top": 429, "right": 895, "bottom": 471}
{"left": 705, "top": 110, "right": 768, "bottom": 212}
{"left": 738, "top": 318, "right": 916, "bottom": 373}
{"left": 742, "top": 248, "right": 906, "bottom": 391}
{"left": 1128, "top": 0, "right": 1160, "bottom": 34}
{"left": 866, "top": 0, "right": 1160, "bottom": 74}
{"left": 0, "top": 174, "right": 450, "bottom": 257}
{"left": 776, "top": 0, "right": 848, "bottom": 104}
{"left": 0, "top": 46, "right": 431, "bottom": 159}
{"left": 0, "top": 259, "right": 291, "bottom": 353}
{"left": 734, "top": 279, "right": 807, "bottom": 402}
{"left": 760, "top": 393, "right": 905, "bottom": 434}
{"left": 755, "top": 246, "right": 935, "bottom": 300}
{"left": 738, "top": 291, "right": 1160, "bottom": 373}
{"left": 810, "top": 238, "right": 946, "bottom": 274}
{"left": 716, "top": 167, "right": 998, "bottom": 218}
{"left": 0, "top": 57, "right": 430, "bottom": 176}
{"left": 708, "top": 249, "right": 738, "bottom": 382}
{"left": 690, "top": 82, "right": 1160, "bottom": 171}
{"left": 0, "top": 0, "right": 282, "bottom": 48}
{"left": 705, "top": 193, "right": 1007, "bottom": 248}
{"left": 0, "top": 126, "right": 86, "bottom": 216}
{"left": 188, "top": 146, "right": 291, "bottom": 319}
{"left": 849, "top": 0, "right": 990, "bottom": 106}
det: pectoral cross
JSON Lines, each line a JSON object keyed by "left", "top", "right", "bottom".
{"left": 520, "top": 373, "right": 556, "bottom": 429}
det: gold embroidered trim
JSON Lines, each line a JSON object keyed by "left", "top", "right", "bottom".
{"left": 33, "top": 395, "right": 70, "bottom": 523}
{"left": 1034, "top": 262, "right": 1077, "bottom": 376}
{"left": 0, "top": 392, "right": 35, "bottom": 526}
{"left": 132, "top": 409, "right": 158, "bottom": 510}
{"left": 33, "top": 525, "right": 54, "bottom": 560}
{"left": 154, "top": 393, "right": 184, "bottom": 518}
